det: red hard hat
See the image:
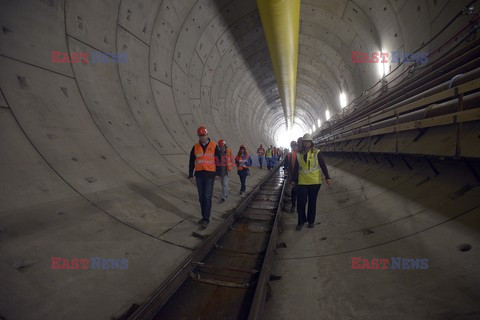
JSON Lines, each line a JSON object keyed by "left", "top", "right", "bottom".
{"left": 218, "top": 139, "right": 226, "bottom": 146}
{"left": 197, "top": 126, "right": 208, "bottom": 136}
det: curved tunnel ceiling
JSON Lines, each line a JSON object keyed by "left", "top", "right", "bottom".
{"left": 0, "top": 0, "right": 473, "bottom": 318}
{"left": 1, "top": 0, "right": 459, "bottom": 152}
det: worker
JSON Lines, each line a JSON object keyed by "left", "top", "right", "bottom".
{"left": 284, "top": 140, "right": 298, "bottom": 213}
{"left": 296, "top": 136, "right": 304, "bottom": 154}
{"left": 278, "top": 147, "right": 283, "bottom": 161}
{"left": 291, "top": 133, "right": 332, "bottom": 230}
{"left": 216, "top": 139, "right": 232, "bottom": 202}
{"left": 265, "top": 145, "right": 273, "bottom": 170}
{"left": 235, "top": 145, "right": 252, "bottom": 194}
{"left": 272, "top": 146, "right": 280, "bottom": 167}
{"left": 188, "top": 126, "right": 221, "bottom": 227}
{"left": 257, "top": 144, "right": 265, "bottom": 169}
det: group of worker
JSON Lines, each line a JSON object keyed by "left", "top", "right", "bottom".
{"left": 189, "top": 126, "right": 332, "bottom": 231}
{"left": 284, "top": 134, "right": 332, "bottom": 230}
{"left": 188, "top": 126, "right": 255, "bottom": 227}
{"left": 256, "top": 144, "right": 284, "bottom": 170}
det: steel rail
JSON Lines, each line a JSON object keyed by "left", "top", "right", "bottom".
{"left": 247, "top": 164, "right": 288, "bottom": 320}
{"left": 127, "top": 159, "right": 286, "bottom": 320}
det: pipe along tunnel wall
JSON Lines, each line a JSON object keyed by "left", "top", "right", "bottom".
{"left": 0, "top": 0, "right": 479, "bottom": 319}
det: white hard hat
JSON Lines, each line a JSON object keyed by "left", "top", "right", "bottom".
{"left": 302, "top": 133, "right": 313, "bottom": 141}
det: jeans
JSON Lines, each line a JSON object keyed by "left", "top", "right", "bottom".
{"left": 297, "top": 184, "right": 321, "bottom": 225}
{"left": 238, "top": 170, "right": 248, "bottom": 192}
{"left": 195, "top": 176, "right": 215, "bottom": 221}
{"left": 258, "top": 156, "right": 263, "bottom": 168}
{"left": 272, "top": 156, "right": 278, "bottom": 167}
{"left": 220, "top": 175, "right": 229, "bottom": 200}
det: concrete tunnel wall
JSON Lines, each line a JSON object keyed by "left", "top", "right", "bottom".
{"left": 0, "top": 0, "right": 476, "bottom": 319}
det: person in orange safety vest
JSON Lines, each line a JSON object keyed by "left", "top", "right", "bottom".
{"left": 284, "top": 140, "right": 299, "bottom": 213}
{"left": 235, "top": 145, "right": 253, "bottom": 195}
{"left": 216, "top": 139, "right": 233, "bottom": 202}
{"left": 257, "top": 144, "right": 265, "bottom": 169}
{"left": 188, "top": 126, "right": 221, "bottom": 227}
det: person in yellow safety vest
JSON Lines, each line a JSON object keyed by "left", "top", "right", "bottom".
{"left": 284, "top": 140, "right": 298, "bottom": 213}
{"left": 257, "top": 144, "right": 265, "bottom": 169}
{"left": 235, "top": 145, "right": 253, "bottom": 195}
{"left": 188, "top": 126, "right": 221, "bottom": 228}
{"left": 216, "top": 139, "right": 233, "bottom": 202}
{"left": 265, "top": 145, "right": 274, "bottom": 171}
{"left": 291, "top": 133, "right": 332, "bottom": 230}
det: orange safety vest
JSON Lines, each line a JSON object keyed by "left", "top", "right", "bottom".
{"left": 236, "top": 153, "right": 251, "bottom": 171}
{"left": 194, "top": 141, "right": 217, "bottom": 172}
{"left": 287, "top": 151, "right": 297, "bottom": 176}
{"left": 225, "top": 148, "right": 233, "bottom": 171}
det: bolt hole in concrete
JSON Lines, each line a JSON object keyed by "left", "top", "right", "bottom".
{"left": 276, "top": 242, "right": 287, "bottom": 248}
{"left": 320, "top": 237, "right": 327, "bottom": 240}
{"left": 458, "top": 244, "right": 472, "bottom": 252}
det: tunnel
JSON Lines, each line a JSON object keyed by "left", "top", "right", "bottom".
{"left": 1, "top": 0, "right": 480, "bottom": 319}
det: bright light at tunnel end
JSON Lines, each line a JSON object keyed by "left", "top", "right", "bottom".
{"left": 340, "top": 92, "right": 347, "bottom": 109}
{"left": 276, "top": 123, "right": 304, "bottom": 149}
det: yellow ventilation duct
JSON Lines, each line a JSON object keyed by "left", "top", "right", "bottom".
{"left": 256, "top": 0, "right": 301, "bottom": 128}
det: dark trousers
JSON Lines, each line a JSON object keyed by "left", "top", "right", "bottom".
{"left": 258, "top": 157, "right": 263, "bottom": 168}
{"left": 238, "top": 170, "right": 248, "bottom": 192}
{"left": 291, "top": 185, "right": 298, "bottom": 206}
{"left": 196, "top": 176, "right": 215, "bottom": 221}
{"left": 297, "top": 184, "right": 321, "bottom": 225}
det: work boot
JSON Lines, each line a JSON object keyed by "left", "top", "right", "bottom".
{"left": 308, "top": 223, "right": 314, "bottom": 228}
{"left": 296, "top": 224, "right": 304, "bottom": 231}
{"left": 290, "top": 205, "right": 295, "bottom": 213}
{"left": 200, "top": 220, "right": 209, "bottom": 228}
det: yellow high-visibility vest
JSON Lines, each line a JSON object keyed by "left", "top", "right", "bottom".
{"left": 265, "top": 149, "right": 273, "bottom": 157}
{"left": 298, "top": 149, "right": 322, "bottom": 185}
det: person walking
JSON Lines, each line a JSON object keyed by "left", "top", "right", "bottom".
{"left": 257, "top": 144, "right": 265, "bottom": 169}
{"left": 284, "top": 140, "right": 299, "bottom": 213}
{"left": 291, "top": 133, "right": 332, "bottom": 230}
{"left": 216, "top": 139, "right": 232, "bottom": 202}
{"left": 296, "top": 136, "right": 304, "bottom": 154}
{"left": 188, "top": 126, "right": 221, "bottom": 227}
{"left": 272, "top": 147, "right": 279, "bottom": 167}
{"left": 265, "top": 145, "right": 273, "bottom": 170}
{"left": 235, "top": 145, "right": 252, "bottom": 195}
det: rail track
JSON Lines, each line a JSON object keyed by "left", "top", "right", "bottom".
{"left": 127, "top": 162, "right": 286, "bottom": 320}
